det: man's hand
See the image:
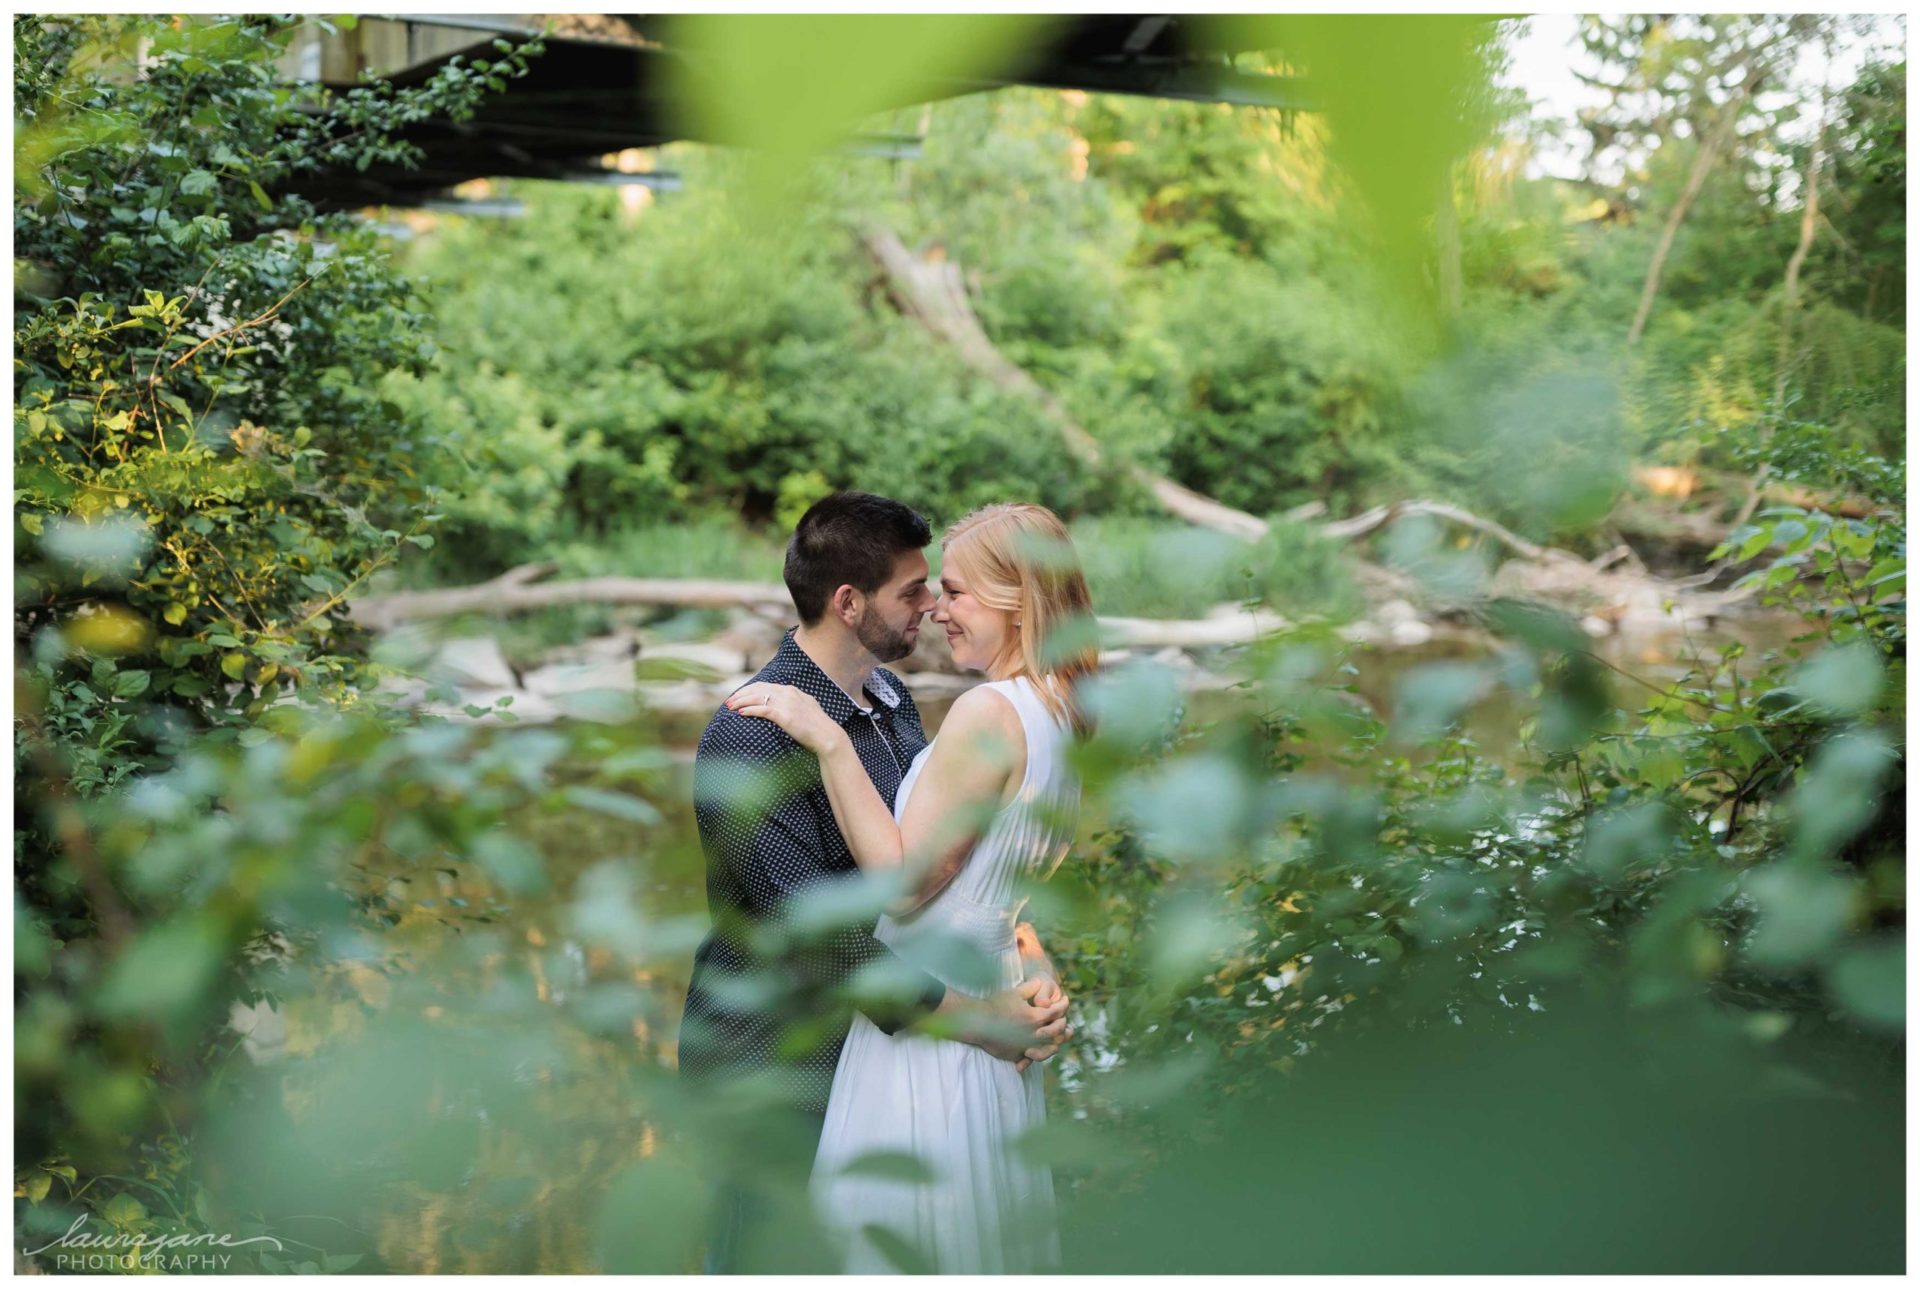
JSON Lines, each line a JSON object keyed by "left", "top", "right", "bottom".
{"left": 1012, "top": 921, "right": 1071, "bottom": 1072}
{"left": 1013, "top": 974, "right": 1071, "bottom": 1073}
{"left": 939, "top": 976, "right": 1070, "bottom": 1063}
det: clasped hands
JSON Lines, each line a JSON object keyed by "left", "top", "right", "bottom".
{"left": 1011, "top": 972, "right": 1071, "bottom": 1074}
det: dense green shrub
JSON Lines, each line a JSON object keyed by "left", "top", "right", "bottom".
{"left": 13, "top": 8, "right": 542, "bottom": 1236}
{"left": 1154, "top": 249, "right": 1406, "bottom": 514}
{"left": 386, "top": 171, "right": 1109, "bottom": 578}
{"left": 15, "top": 16, "right": 542, "bottom": 755}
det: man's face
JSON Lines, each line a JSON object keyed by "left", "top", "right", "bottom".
{"left": 853, "top": 549, "right": 934, "bottom": 664}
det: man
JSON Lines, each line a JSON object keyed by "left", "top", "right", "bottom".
{"left": 679, "top": 491, "right": 1071, "bottom": 1272}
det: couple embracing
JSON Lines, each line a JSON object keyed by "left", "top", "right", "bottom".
{"left": 677, "top": 492, "right": 1096, "bottom": 1274}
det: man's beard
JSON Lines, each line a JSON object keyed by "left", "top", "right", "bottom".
{"left": 855, "top": 606, "right": 916, "bottom": 664}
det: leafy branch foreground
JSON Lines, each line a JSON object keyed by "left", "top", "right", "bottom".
{"left": 17, "top": 454, "right": 1904, "bottom": 1271}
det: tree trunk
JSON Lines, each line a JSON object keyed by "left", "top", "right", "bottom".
{"left": 1772, "top": 120, "right": 1827, "bottom": 403}
{"left": 1733, "top": 55, "right": 1831, "bottom": 530}
{"left": 1626, "top": 64, "right": 1766, "bottom": 347}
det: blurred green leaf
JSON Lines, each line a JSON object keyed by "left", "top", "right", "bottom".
{"left": 666, "top": 15, "right": 1051, "bottom": 210}
{"left": 1080, "top": 660, "right": 1182, "bottom": 755}
{"left": 1791, "top": 641, "right": 1885, "bottom": 719}
{"left": 835, "top": 1150, "right": 934, "bottom": 1185}
{"left": 562, "top": 785, "right": 662, "bottom": 825}
{"left": 470, "top": 832, "right": 547, "bottom": 895}
{"left": 1744, "top": 863, "right": 1857, "bottom": 969}
{"left": 93, "top": 917, "right": 224, "bottom": 1020}
{"left": 1826, "top": 938, "right": 1903, "bottom": 1030}
{"left": 592, "top": 1155, "right": 710, "bottom": 1274}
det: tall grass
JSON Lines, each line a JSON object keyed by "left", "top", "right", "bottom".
{"left": 1065, "top": 515, "right": 1359, "bottom": 620}
{"left": 553, "top": 519, "right": 788, "bottom": 582}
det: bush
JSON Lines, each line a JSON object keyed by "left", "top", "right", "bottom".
{"left": 1155, "top": 250, "right": 1406, "bottom": 515}
{"left": 388, "top": 171, "right": 1107, "bottom": 577}
{"left": 13, "top": 8, "right": 542, "bottom": 1234}
{"left": 15, "top": 15, "right": 543, "bottom": 747}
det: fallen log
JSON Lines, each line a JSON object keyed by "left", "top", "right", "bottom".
{"left": 863, "top": 225, "right": 1272, "bottom": 543}
{"left": 353, "top": 572, "right": 1306, "bottom": 647}
{"left": 1605, "top": 498, "right": 1735, "bottom": 556}
{"left": 1320, "top": 498, "right": 1578, "bottom": 564}
{"left": 1099, "top": 610, "right": 1293, "bottom": 648}
{"left": 350, "top": 564, "right": 792, "bottom": 632}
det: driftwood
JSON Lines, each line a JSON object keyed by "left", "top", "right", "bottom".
{"left": 1099, "top": 610, "right": 1293, "bottom": 649}
{"left": 1320, "top": 499, "right": 1578, "bottom": 564}
{"left": 1607, "top": 498, "right": 1738, "bottom": 554}
{"left": 356, "top": 570, "right": 1301, "bottom": 647}
{"left": 350, "top": 562, "right": 791, "bottom": 632}
{"left": 859, "top": 224, "right": 1765, "bottom": 629}
{"left": 1314, "top": 496, "right": 1771, "bottom": 626}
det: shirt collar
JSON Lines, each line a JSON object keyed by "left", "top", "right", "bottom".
{"left": 770, "top": 629, "right": 902, "bottom": 726}
{"left": 866, "top": 669, "right": 902, "bottom": 710}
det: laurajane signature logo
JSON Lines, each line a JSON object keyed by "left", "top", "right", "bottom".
{"left": 22, "top": 1213, "right": 286, "bottom": 1271}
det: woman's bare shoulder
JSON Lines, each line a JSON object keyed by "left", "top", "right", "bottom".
{"left": 914, "top": 683, "right": 1026, "bottom": 808}
{"left": 942, "top": 681, "right": 1023, "bottom": 740}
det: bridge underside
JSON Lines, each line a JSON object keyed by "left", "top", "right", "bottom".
{"left": 289, "top": 15, "right": 1310, "bottom": 210}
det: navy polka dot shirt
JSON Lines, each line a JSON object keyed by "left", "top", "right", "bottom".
{"left": 678, "top": 629, "right": 948, "bottom": 1114}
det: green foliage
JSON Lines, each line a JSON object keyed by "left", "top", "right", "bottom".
{"left": 1047, "top": 431, "right": 1904, "bottom": 1103}
{"left": 386, "top": 171, "right": 1106, "bottom": 577}
{"left": 1823, "top": 58, "right": 1906, "bottom": 326}
{"left": 15, "top": 698, "right": 686, "bottom": 1271}
{"left": 13, "top": 11, "right": 543, "bottom": 1255}
{"left": 1154, "top": 250, "right": 1407, "bottom": 513}
{"left": 1402, "top": 329, "right": 1633, "bottom": 538}
{"left": 14, "top": 15, "right": 544, "bottom": 745}
{"left": 1558, "top": 17, "right": 1907, "bottom": 457}
{"left": 1070, "top": 515, "right": 1358, "bottom": 620}
{"left": 384, "top": 40, "right": 1905, "bottom": 549}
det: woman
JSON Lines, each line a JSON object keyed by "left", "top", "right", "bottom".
{"left": 724, "top": 502, "right": 1096, "bottom": 1273}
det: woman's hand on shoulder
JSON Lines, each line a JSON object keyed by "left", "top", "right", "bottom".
{"left": 724, "top": 682, "right": 843, "bottom": 755}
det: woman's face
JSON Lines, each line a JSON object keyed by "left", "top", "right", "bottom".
{"left": 932, "top": 560, "right": 1015, "bottom": 673}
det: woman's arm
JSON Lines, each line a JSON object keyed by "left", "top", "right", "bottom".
{"left": 886, "top": 688, "right": 1024, "bottom": 914}
{"left": 726, "top": 682, "right": 1023, "bottom": 910}
{"left": 812, "top": 733, "right": 907, "bottom": 873}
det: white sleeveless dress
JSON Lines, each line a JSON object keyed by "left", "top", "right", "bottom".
{"left": 810, "top": 675, "right": 1079, "bottom": 1274}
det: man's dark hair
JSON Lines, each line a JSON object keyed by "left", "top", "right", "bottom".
{"left": 784, "top": 492, "right": 932, "bottom": 626}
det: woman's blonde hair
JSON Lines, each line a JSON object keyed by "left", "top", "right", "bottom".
{"left": 941, "top": 502, "right": 1097, "bottom": 734}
